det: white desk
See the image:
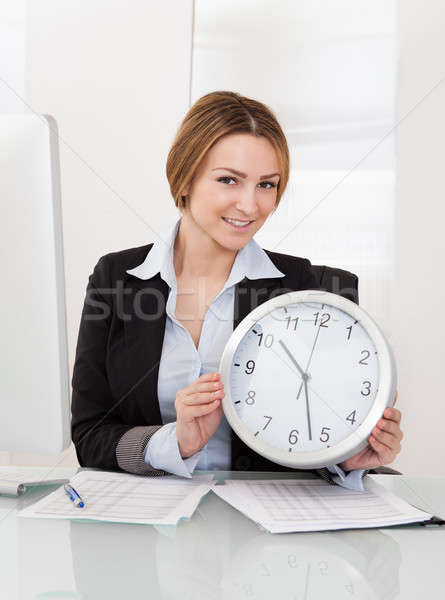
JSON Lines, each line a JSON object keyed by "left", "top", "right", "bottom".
{"left": 0, "top": 470, "right": 444, "bottom": 599}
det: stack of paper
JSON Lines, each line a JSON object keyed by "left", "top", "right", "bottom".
{"left": 18, "top": 470, "right": 216, "bottom": 526}
{"left": 212, "top": 477, "right": 435, "bottom": 533}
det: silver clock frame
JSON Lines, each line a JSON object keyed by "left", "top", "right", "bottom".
{"left": 219, "top": 289, "right": 397, "bottom": 469}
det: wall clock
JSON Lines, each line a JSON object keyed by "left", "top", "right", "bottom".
{"left": 220, "top": 290, "right": 397, "bottom": 469}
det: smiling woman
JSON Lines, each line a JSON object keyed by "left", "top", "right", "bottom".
{"left": 174, "top": 133, "right": 281, "bottom": 256}
{"left": 71, "top": 90, "right": 403, "bottom": 485}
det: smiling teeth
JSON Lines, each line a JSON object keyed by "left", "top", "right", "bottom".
{"left": 223, "top": 218, "right": 251, "bottom": 227}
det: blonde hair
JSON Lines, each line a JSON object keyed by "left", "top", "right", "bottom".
{"left": 166, "top": 91, "right": 289, "bottom": 212}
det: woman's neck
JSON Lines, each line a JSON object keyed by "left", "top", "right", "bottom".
{"left": 173, "top": 213, "right": 237, "bottom": 282}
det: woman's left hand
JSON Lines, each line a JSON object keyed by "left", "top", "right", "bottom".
{"left": 338, "top": 392, "right": 403, "bottom": 472}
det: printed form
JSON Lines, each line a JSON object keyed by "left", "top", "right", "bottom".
{"left": 18, "top": 470, "right": 216, "bottom": 526}
{"left": 213, "top": 478, "right": 434, "bottom": 533}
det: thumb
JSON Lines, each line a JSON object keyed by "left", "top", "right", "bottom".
{"left": 393, "top": 390, "right": 398, "bottom": 406}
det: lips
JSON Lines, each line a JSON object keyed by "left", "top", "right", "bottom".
{"left": 222, "top": 217, "right": 253, "bottom": 230}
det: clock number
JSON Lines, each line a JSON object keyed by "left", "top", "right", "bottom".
{"left": 314, "top": 312, "right": 330, "bottom": 327}
{"left": 318, "top": 560, "right": 328, "bottom": 576}
{"left": 361, "top": 380, "right": 371, "bottom": 396}
{"left": 285, "top": 316, "right": 299, "bottom": 330}
{"left": 320, "top": 427, "right": 331, "bottom": 443}
{"left": 346, "top": 320, "right": 358, "bottom": 341}
{"left": 359, "top": 350, "right": 370, "bottom": 365}
{"left": 257, "top": 332, "right": 274, "bottom": 348}
{"left": 346, "top": 410, "right": 357, "bottom": 425}
{"left": 245, "top": 360, "right": 255, "bottom": 375}
{"left": 245, "top": 390, "right": 256, "bottom": 405}
{"left": 263, "top": 416, "right": 272, "bottom": 430}
{"left": 288, "top": 429, "right": 299, "bottom": 445}
{"left": 288, "top": 555, "right": 298, "bottom": 568}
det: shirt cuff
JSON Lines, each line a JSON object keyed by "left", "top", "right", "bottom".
{"left": 327, "top": 464, "right": 367, "bottom": 492}
{"left": 143, "top": 421, "right": 203, "bottom": 478}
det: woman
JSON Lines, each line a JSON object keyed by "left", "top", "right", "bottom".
{"left": 71, "top": 91, "right": 403, "bottom": 487}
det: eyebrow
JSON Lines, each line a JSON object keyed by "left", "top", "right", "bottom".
{"left": 212, "top": 167, "right": 280, "bottom": 180}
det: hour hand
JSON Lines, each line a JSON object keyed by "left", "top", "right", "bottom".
{"left": 278, "top": 339, "right": 306, "bottom": 379}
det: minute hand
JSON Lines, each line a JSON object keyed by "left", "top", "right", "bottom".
{"left": 278, "top": 339, "right": 312, "bottom": 441}
{"left": 297, "top": 321, "right": 323, "bottom": 400}
{"left": 303, "top": 376, "right": 312, "bottom": 441}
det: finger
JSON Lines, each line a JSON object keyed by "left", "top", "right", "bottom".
{"left": 182, "top": 389, "right": 224, "bottom": 406}
{"left": 204, "top": 371, "right": 220, "bottom": 380}
{"left": 393, "top": 391, "right": 398, "bottom": 406}
{"left": 181, "top": 381, "right": 223, "bottom": 399}
{"left": 376, "top": 418, "right": 404, "bottom": 441}
{"left": 371, "top": 426, "right": 402, "bottom": 451}
{"left": 383, "top": 407, "right": 401, "bottom": 424}
{"left": 191, "top": 380, "right": 224, "bottom": 394}
{"left": 180, "top": 398, "right": 221, "bottom": 419}
{"left": 183, "top": 372, "right": 221, "bottom": 394}
{"left": 368, "top": 434, "right": 396, "bottom": 462}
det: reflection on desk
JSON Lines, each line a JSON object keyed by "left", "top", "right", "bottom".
{"left": 154, "top": 493, "right": 401, "bottom": 600}
{"left": 0, "top": 471, "right": 444, "bottom": 600}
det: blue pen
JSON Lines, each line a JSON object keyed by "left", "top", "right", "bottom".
{"left": 64, "top": 483, "right": 85, "bottom": 508}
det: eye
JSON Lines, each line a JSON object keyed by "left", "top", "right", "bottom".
{"left": 218, "top": 176, "right": 236, "bottom": 185}
{"left": 259, "top": 181, "right": 277, "bottom": 190}
{"left": 218, "top": 176, "right": 277, "bottom": 189}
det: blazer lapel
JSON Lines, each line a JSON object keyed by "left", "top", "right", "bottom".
{"left": 234, "top": 275, "right": 284, "bottom": 328}
{"left": 117, "top": 272, "right": 169, "bottom": 425}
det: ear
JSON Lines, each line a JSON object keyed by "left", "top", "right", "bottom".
{"left": 181, "top": 183, "right": 190, "bottom": 196}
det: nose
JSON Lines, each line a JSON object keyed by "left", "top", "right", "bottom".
{"left": 234, "top": 185, "right": 257, "bottom": 217}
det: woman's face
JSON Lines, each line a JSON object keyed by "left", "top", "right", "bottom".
{"left": 182, "top": 133, "right": 281, "bottom": 251}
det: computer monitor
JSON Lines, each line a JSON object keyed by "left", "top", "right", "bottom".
{"left": 0, "top": 114, "right": 70, "bottom": 453}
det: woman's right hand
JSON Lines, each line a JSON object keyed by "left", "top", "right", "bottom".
{"left": 175, "top": 372, "right": 224, "bottom": 458}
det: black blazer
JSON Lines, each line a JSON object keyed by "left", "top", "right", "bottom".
{"left": 71, "top": 242, "right": 335, "bottom": 478}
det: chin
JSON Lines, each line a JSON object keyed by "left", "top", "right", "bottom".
{"left": 216, "top": 234, "right": 252, "bottom": 252}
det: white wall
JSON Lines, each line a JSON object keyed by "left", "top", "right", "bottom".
{"left": 392, "top": 0, "right": 445, "bottom": 475}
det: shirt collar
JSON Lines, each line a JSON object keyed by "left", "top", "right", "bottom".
{"left": 126, "top": 216, "right": 285, "bottom": 289}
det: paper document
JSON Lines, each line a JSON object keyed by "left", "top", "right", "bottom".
{"left": 212, "top": 478, "right": 435, "bottom": 533}
{"left": 18, "top": 470, "right": 215, "bottom": 525}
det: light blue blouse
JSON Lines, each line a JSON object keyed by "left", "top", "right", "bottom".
{"left": 126, "top": 216, "right": 366, "bottom": 491}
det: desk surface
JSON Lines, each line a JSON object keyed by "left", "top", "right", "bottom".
{"left": 0, "top": 470, "right": 444, "bottom": 600}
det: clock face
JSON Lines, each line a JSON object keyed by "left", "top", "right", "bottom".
{"left": 221, "top": 291, "right": 396, "bottom": 468}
